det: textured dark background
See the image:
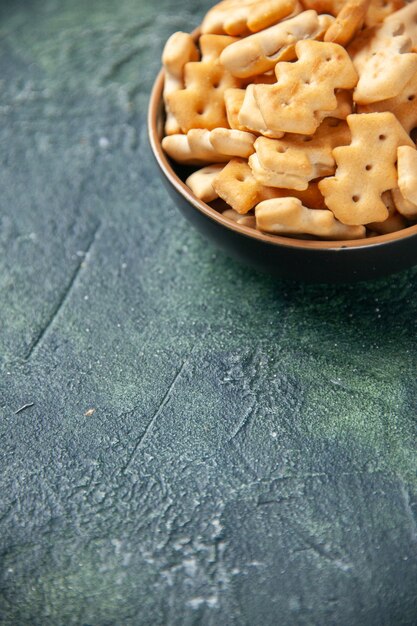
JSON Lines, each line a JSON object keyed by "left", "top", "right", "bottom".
{"left": 0, "top": 1, "right": 416, "bottom": 624}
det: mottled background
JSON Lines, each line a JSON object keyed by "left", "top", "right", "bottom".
{"left": 0, "top": 1, "right": 416, "bottom": 624}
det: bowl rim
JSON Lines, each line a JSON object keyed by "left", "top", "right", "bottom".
{"left": 148, "top": 64, "right": 417, "bottom": 251}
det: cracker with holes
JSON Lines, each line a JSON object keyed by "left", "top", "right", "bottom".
{"left": 219, "top": 10, "right": 326, "bottom": 78}
{"left": 383, "top": 1, "right": 417, "bottom": 49}
{"left": 167, "top": 35, "right": 241, "bottom": 132}
{"left": 212, "top": 157, "right": 328, "bottom": 213}
{"left": 213, "top": 158, "right": 266, "bottom": 213}
{"left": 358, "top": 69, "right": 417, "bottom": 134}
{"left": 239, "top": 84, "right": 285, "bottom": 137}
{"left": 212, "top": 158, "right": 289, "bottom": 212}
{"left": 249, "top": 118, "right": 351, "bottom": 189}
{"left": 254, "top": 40, "right": 358, "bottom": 136}
{"left": 162, "top": 32, "right": 200, "bottom": 135}
{"left": 349, "top": 17, "right": 417, "bottom": 104}
{"left": 319, "top": 112, "right": 415, "bottom": 225}
{"left": 201, "top": 0, "right": 300, "bottom": 36}
{"left": 160, "top": 0, "right": 417, "bottom": 243}
{"left": 256, "top": 197, "right": 366, "bottom": 239}
{"left": 324, "top": 0, "right": 371, "bottom": 47}
{"left": 237, "top": 82, "right": 352, "bottom": 138}
{"left": 397, "top": 146, "right": 417, "bottom": 206}
{"left": 162, "top": 128, "right": 256, "bottom": 164}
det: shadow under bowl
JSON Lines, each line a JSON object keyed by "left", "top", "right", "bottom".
{"left": 148, "top": 69, "right": 417, "bottom": 283}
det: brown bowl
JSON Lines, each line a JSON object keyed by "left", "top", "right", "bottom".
{"left": 148, "top": 69, "right": 417, "bottom": 283}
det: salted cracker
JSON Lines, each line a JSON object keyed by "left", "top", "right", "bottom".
{"left": 358, "top": 69, "right": 417, "bottom": 134}
{"left": 224, "top": 88, "right": 247, "bottom": 130}
{"left": 162, "top": 132, "right": 226, "bottom": 164}
{"left": 319, "top": 112, "right": 415, "bottom": 225}
{"left": 392, "top": 187, "right": 417, "bottom": 218}
{"left": 213, "top": 158, "right": 265, "bottom": 213}
{"left": 201, "top": 0, "right": 300, "bottom": 36}
{"left": 209, "top": 128, "right": 257, "bottom": 157}
{"left": 249, "top": 119, "right": 351, "bottom": 189}
{"left": 254, "top": 40, "right": 358, "bottom": 136}
{"left": 267, "top": 182, "right": 327, "bottom": 209}
{"left": 186, "top": 165, "right": 224, "bottom": 202}
{"left": 212, "top": 157, "right": 328, "bottom": 213}
{"left": 222, "top": 209, "right": 257, "bottom": 228}
{"left": 397, "top": 145, "right": 417, "bottom": 206}
{"left": 162, "top": 32, "right": 200, "bottom": 135}
{"left": 219, "top": 10, "right": 326, "bottom": 78}
{"left": 162, "top": 128, "right": 256, "bottom": 164}
{"left": 324, "top": 0, "right": 371, "bottom": 47}
{"left": 383, "top": 1, "right": 417, "bottom": 49}
{"left": 300, "top": 0, "right": 403, "bottom": 22}
{"left": 365, "top": 0, "right": 405, "bottom": 27}
{"left": 300, "top": 0, "right": 345, "bottom": 14}
{"left": 167, "top": 35, "right": 240, "bottom": 132}
{"left": 367, "top": 192, "right": 407, "bottom": 234}
{"left": 350, "top": 11, "right": 417, "bottom": 105}
{"left": 227, "top": 83, "right": 351, "bottom": 139}
{"left": 256, "top": 197, "right": 366, "bottom": 239}
{"left": 239, "top": 84, "right": 285, "bottom": 137}
{"left": 199, "top": 34, "right": 239, "bottom": 62}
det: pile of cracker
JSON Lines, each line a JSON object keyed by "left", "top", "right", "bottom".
{"left": 161, "top": 0, "right": 417, "bottom": 241}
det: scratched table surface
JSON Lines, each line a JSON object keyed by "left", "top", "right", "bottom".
{"left": 0, "top": 1, "right": 417, "bottom": 624}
